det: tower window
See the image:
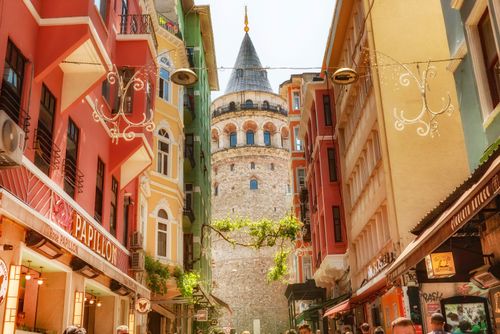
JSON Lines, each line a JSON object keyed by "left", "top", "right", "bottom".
{"left": 264, "top": 131, "right": 271, "bottom": 146}
{"left": 250, "top": 179, "right": 258, "bottom": 190}
{"left": 230, "top": 132, "right": 237, "bottom": 147}
{"left": 250, "top": 162, "right": 255, "bottom": 169}
{"left": 270, "top": 163, "right": 274, "bottom": 170}
{"left": 246, "top": 130, "right": 255, "bottom": 145}
{"left": 230, "top": 164, "right": 235, "bottom": 171}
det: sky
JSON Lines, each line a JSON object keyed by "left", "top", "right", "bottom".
{"left": 196, "top": 0, "right": 336, "bottom": 99}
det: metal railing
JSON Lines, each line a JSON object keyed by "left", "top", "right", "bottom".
{"left": 33, "top": 127, "right": 62, "bottom": 172}
{"left": 119, "top": 14, "right": 158, "bottom": 49}
{"left": 157, "top": 13, "right": 182, "bottom": 39}
{"left": 0, "top": 82, "right": 31, "bottom": 141}
{"left": 63, "top": 157, "right": 84, "bottom": 195}
{"left": 212, "top": 101, "right": 288, "bottom": 118}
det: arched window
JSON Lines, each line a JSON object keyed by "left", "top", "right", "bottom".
{"left": 262, "top": 100, "right": 269, "bottom": 110}
{"left": 157, "top": 129, "right": 170, "bottom": 176}
{"left": 250, "top": 162, "right": 255, "bottom": 169}
{"left": 230, "top": 132, "right": 237, "bottom": 147}
{"left": 246, "top": 130, "right": 255, "bottom": 145}
{"left": 264, "top": 130, "right": 271, "bottom": 146}
{"left": 270, "top": 163, "right": 274, "bottom": 170}
{"left": 229, "top": 101, "right": 236, "bottom": 111}
{"left": 244, "top": 99, "right": 253, "bottom": 109}
{"left": 250, "top": 179, "right": 258, "bottom": 190}
{"left": 157, "top": 209, "right": 168, "bottom": 257}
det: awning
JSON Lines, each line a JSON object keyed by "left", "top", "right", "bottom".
{"left": 386, "top": 154, "right": 500, "bottom": 283}
{"left": 211, "top": 293, "right": 232, "bottom": 314}
{"left": 324, "top": 300, "right": 350, "bottom": 318}
{"left": 350, "top": 270, "right": 387, "bottom": 303}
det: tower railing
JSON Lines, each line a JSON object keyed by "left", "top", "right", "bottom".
{"left": 212, "top": 101, "right": 288, "bottom": 118}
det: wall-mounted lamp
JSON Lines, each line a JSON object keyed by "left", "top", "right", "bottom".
{"left": 25, "top": 230, "right": 63, "bottom": 259}
{"left": 70, "top": 257, "right": 101, "bottom": 279}
{"left": 330, "top": 68, "right": 359, "bottom": 85}
{"left": 24, "top": 260, "right": 32, "bottom": 281}
{"left": 110, "top": 279, "right": 131, "bottom": 296}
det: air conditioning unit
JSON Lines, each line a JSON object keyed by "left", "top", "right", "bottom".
{"left": 130, "top": 231, "right": 144, "bottom": 250}
{"left": 0, "top": 110, "right": 25, "bottom": 167}
{"left": 130, "top": 251, "right": 145, "bottom": 271}
{"left": 470, "top": 264, "right": 500, "bottom": 289}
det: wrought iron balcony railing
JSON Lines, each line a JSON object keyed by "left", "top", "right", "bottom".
{"left": 0, "top": 82, "right": 31, "bottom": 141}
{"left": 33, "top": 127, "right": 62, "bottom": 173}
{"left": 119, "top": 14, "right": 158, "bottom": 49}
{"left": 63, "top": 157, "right": 84, "bottom": 196}
{"left": 157, "top": 13, "right": 182, "bottom": 39}
{"left": 212, "top": 101, "right": 288, "bottom": 118}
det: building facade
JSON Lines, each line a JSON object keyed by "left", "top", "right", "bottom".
{"left": 210, "top": 24, "right": 291, "bottom": 334}
{"left": 321, "top": 0, "right": 471, "bottom": 333}
{"left": 0, "top": 0, "right": 158, "bottom": 333}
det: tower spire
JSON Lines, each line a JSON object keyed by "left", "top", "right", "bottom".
{"left": 244, "top": 6, "right": 249, "bottom": 33}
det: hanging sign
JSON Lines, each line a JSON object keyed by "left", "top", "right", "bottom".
{"left": 135, "top": 297, "right": 151, "bottom": 314}
{"left": 425, "top": 252, "right": 456, "bottom": 279}
{"left": 0, "top": 259, "right": 7, "bottom": 305}
{"left": 195, "top": 309, "right": 208, "bottom": 322}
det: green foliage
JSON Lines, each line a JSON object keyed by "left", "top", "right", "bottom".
{"left": 144, "top": 255, "right": 170, "bottom": 295}
{"left": 175, "top": 268, "right": 201, "bottom": 298}
{"left": 210, "top": 214, "right": 302, "bottom": 281}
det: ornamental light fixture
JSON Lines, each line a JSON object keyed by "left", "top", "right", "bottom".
{"left": 24, "top": 260, "right": 32, "bottom": 281}
{"left": 70, "top": 257, "right": 101, "bottom": 279}
{"left": 37, "top": 267, "right": 44, "bottom": 285}
{"left": 330, "top": 68, "right": 358, "bottom": 85}
{"left": 25, "top": 230, "right": 63, "bottom": 259}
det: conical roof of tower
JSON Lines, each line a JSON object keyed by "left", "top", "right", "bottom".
{"left": 225, "top": 33, "right": 273, "bottom": 94}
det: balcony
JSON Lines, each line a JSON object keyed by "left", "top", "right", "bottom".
{"left": 119, "top": 14, "right": 158, "bottom": 49}
{"left": 212, "top": 101, "right": 288, "bottom": 118}
{"left": 157, "top": 13, "right": 182, "bottom": 39}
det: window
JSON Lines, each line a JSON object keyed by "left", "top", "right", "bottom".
{"left": 327, "top": 148, "right": 338, "bottom": 182}
{"left": 297, "top": 168, "right": 306, "bottom": 190}
{"left": 244, "top": 99, "right": 253, "bottom": 109}
{"left": 230, "top": 164, "right": 235, "bottom": 171}
{"left": 250, "top": 179, "right": 258, "bottom": 190}
{"left": 302, "top": 256, "right": 312, "bottom": 280}
{"left": 157, "top": 129, "right": 170, "bottom": 176}
{"left": 123, "top": 196, "right": 131, "bottom": 247}
{"left": 229, "top": 101, "right": 236, "bottom": 111}
{"left": 262, "top": 100, "right": 269, "bottom": 109}
{"left": 145, "top": 80, "right": 152, "bottom": 120}
{"left": 250, "top": 162, "right": 255, "bottom": 169}
{"left": 94, "top": 158, "right": 105, "bottom": 223}
{"left": 292, "top": 91, "right": 300, "bottom": 110}
{"left": 102, "top": 80, "right": 111, "bottom": 105}
{"left": 478, "top": 9, "right": 499, "bottom": 108}
{"left": 323, "top": 94, "right": 333, "bottom": 126}
{"left": 64, "top": 119, "right": 80, "bottom": 197}
{"left": 185, "top": 184, "right": 193, "bottom": 211}
{"left": 157, "top": 209, "right": 168, "bottom": 257}
{"left": 333, "top": 206, "right": 342, "bottom": 242}
{"left": 35, "top": 84, "right": 56, "bottom": 175}
{"left": 159, "top": 68, "right": 170, "bottom": 102}
{"left": 270, "top": 163, "right": 274, "bottom": 171}
{"left": 264, "top": 131, "right": 271, "bottom": 146}
{"left": 2, "top": 39, "right": 26, "bottom": 123}
{"left": 230, "top": 132, "right": 237, "bottom": 147}
{"left": 94, "top": 0, "right": 107, "bottom": 20}
{"left": 214, "top": 184, "right": 219, "bottom": 196}
{"left": 110, "top": 177, "right": 118, "bottom": 237}
{"left": 113, "top": 67, "right": 134, "bottom": 114}
{"left": 246, "top": 130, "right": 255, "bottom": 145}
{"left": 293, "top": 127, "right": 302, "bottom": 151}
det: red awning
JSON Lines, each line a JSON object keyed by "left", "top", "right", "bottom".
{"left": 323, "top": 300, "right": 350, "bottom": 318}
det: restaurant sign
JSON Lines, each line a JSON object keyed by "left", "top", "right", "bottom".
{"left": 367, "top": 252, "right": 396, "bottom": 280}
{"left": 425, "top": 252, "right": 456, "bottom": 278}
{"left": 72, "top": 213, "right": 118, "bottom": 266}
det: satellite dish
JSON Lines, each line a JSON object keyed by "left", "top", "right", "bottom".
{"left": 331, "top": 67, "right": 358, "bottom": 85}
{"left": 171, "top": 68, "right": 198, "bottom": 86}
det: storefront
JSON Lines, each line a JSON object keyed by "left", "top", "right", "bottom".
{"left": 387, "top": 151, "right": 500, "bottom": 334}
{"left": 0, "top": 165, "right": 150, "bottom": 334}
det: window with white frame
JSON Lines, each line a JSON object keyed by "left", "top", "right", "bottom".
{"left": 159, "top": 68, "right": 171, "bottom": 102}
{"left": 292, "top": 91, "right": 300, "bottom": 110}
{"left": 294, "top": 127, "right": 302, "bottom": 151}
{"left": 302, "top": 255, "right": 312, "bottom": 280}
{"left": 157, "top": 209, "right": 169, "bottom": 258}
{"left": 157, "top": 129, "right": 170, "bottom": 176}
{"left": 466, "top": 1, "right": 500, "bottom": 117}
{"left": 297, "top": 168, "right": 306, "bottom": 191}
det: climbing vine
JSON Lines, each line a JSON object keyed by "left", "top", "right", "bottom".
{"left": 174, "top": 267, "right": 201, "bottom": 299}
{"left": 205, "top": 214, "right": 302, "bottom": 281}
{"left": 145, "top": 255, "right": 170, "bottom": 295}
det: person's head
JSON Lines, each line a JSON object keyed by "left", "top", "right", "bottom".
{"left": 430, "top": 313, "right": 446, "bottom": 331}
{"left": 116, "top": 325, "right": 129, "bottom": 334}
{"left": 299, "top": 324, "right": 312, "bottom": 334}
{"left": 288, "top": 329, "right": 297, "bottom": 334}
{"left": 64, "top": 326, "right": 87, "bottom": 334}
{"left": 361, "top": 323, "right": 370, "bottom": 334}
{"left": 241, "top": 331, "right": 251, "bottom": 334}
{"left": 374, "top": 326, "right": 384, "bottom": 334}
{"left": 391, "top": 317, "right": 415, "bottom": 334}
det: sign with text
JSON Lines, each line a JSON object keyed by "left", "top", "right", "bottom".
{"left": 72, "top": 212, "right": 118, "bottom": 266}
{"left": 425, "top": 252, "right": 456, "bottom": 278}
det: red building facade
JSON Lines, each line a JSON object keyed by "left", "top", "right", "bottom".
{"left": 0, "top": 0, "right": 157, "bottom": 333}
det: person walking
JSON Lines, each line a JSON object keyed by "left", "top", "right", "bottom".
{"left": 299, "top": 324, "right": 312, "bottom": 334}
{"left": 392, "top": 317, "right": 416, "bottom": 334}
{"left": 428, "top": 313, "right": 451, "bottom": 334}
{"left": 63, "top": 326, "right": 86, "bottom": 334}
{"left": 374, "top": 326, "right": 385, "bottom": 334}
{"left": 361, "top": 323, "right": 371, "bottom": 334}
{"left": 116, "top": 325, "right": 129, "bottom": 334}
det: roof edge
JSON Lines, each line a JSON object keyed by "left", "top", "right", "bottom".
{"left": 195, "top": 5, "right": 219, "bottom": 91}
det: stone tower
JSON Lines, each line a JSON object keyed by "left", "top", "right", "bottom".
{"left": 210, "top": 12, "right": 291, "bottom": 334}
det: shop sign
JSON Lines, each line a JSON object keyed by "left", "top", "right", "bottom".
{"left": 72, "top": 213, "right": 118, "bottom": 266}
{"left": 135, "top": 297, "right": 151, "bottom": 314}
{"left": 367, "top": 252, "right": 395, "bottom": 280}
{"left": 402, "top": 269, "right": 418, "bottom": 286}
{"left": 425, "top": 252, "right": 456, "bottom": 278}
{"left": 195, "top": 309, "right": 208, "bottom": 322}
{"left": 42, "top": 225, "right": 78, "bottom": 254}
{"left": 0, "top": 259, "right": 8, "bottom": 304}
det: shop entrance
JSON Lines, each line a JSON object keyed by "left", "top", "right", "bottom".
{"left": 82, "top": 282, "right": 122, "bottom": 334}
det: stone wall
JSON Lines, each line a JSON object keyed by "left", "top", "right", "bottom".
{"left": 211, "top": 142, "right": 292, "bottom": 334}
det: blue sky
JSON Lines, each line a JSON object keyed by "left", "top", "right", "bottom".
{"left": 197, "top": 0, "right": 336, "bottom": 98}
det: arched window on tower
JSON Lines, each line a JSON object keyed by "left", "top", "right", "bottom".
{"left": 246, "top": 130, "right": 255, "bottom": 145}
{"left": 244, "top": 99, "right": 253, "bottom": 109}
{"left": 262, "top": 100, "right": 270, "bottom": 110}
{"left": 264, "top": 130, "right": 271, "bottom": 146}
{"left": 229, "top": 101, "right": 236, "bottom": 111}
{"left": 230, "top": 132, "right": 237, "bottom": 147}
{"left": 157, "top": 209, "right": 169, "bottom": 258}
{"left": 250, "top": 179, "right": 258, "bottom": 190}
{"left": 250, "top": 162, "right": 255, "bottom": 169}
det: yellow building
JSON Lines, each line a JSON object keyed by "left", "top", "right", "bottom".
{"left": 322, "top": 0, "right": 470, "bottom": 330}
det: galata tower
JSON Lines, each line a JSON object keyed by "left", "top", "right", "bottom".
{"left": 210, "top": 11, "right": 291, "bottom": 334}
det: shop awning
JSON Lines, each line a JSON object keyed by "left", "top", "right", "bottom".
{"left": 351, "top": 270, "right": 387, "bottom": 303}
{"left": 211, "top": 293, "right": 232, "bottom": 314}
{"left": 323, "top": 300, "right": 350, "bottom": 318}
{"left": 386, "top": 153, "right": 500, "bottom": 283}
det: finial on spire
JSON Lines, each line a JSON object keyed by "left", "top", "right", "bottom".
{"left": 244, "top": 6, "right": 249, "bottom": 33}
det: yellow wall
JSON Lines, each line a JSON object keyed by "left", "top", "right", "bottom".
{"left": 367, "top": 0, "right": 469, "bottom": 245}
{"left": 144, "top": 33, "right": 184, "bottom": 266}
